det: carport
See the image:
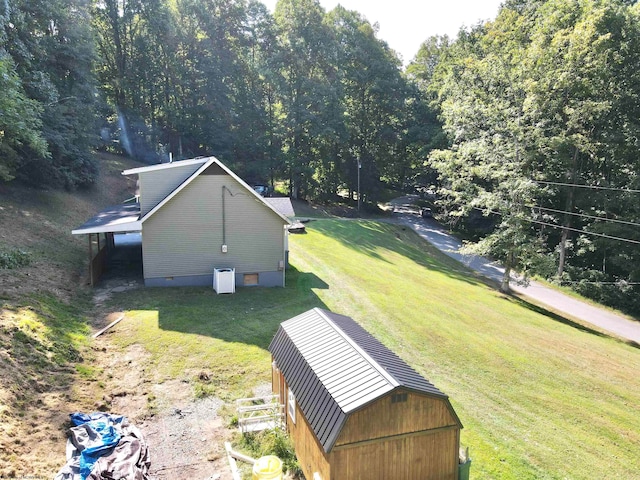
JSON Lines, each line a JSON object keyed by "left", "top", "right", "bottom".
{"left": 71, "top": 203, "right": 142, "bottom": 286}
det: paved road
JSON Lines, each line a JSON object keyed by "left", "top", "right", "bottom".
{"left": 390, "top": 196, "right": 640, "bottom": 344}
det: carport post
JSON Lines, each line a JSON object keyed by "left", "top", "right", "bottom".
{"left": 357, "top": 158, "right": 361, "bottom": 212}
{"left": 88, "top": 234, "right": 94, "bottom": 287}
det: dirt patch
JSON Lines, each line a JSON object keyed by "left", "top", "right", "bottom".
{"left": 92, "top": 278, "right": 143, "bottom": 308}
{"left": 141, "top": 391, "right": 229, "bottom": 479}
{"left": 91, "top": 333, "right": 234, "bottom": 479}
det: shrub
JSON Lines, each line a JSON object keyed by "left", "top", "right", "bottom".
{"left": 0, "top": 249, "right": 31, "bottom": 269}
{"left": 238, "top": 429, "right": 303, "bottom": 478}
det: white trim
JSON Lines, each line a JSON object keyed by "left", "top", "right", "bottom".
{"left": 288, "top": 388, "right": 296, "bottom": 424}
{"left": 122, "top": 157, "right": 209, "bottom": 176}
{"left": 72, "top": 221, "right": 142, "bottom": 235}
{"left": 138, "top": 156, "right": 291, "bottom": 225}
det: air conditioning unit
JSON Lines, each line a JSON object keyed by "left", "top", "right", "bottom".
{"left": 213, "top": 267, "right": 235, "bottom": 294}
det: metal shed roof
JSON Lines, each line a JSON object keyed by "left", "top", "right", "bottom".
{"left": 269, "top": 308, "right": 453, "bottom": 453}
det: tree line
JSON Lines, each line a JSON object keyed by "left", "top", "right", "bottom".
{"left": 410, "top": 0, "right": 640, "bottom": 312}
{"left": 0, "top": 0, "right": 638, "bottom": 313}
{"left": 1, "top": 0, "right": 437, "bottom": 200}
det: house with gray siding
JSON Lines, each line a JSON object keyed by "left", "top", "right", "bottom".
{"left": 72, "top": 157, "right": 291, "bottom": 288}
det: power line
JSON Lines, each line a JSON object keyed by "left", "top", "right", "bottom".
{"left": 528, "top": 205, "right": 640, "bottom": 228}
{"left": 534, "top": 180, "right": 640, "bottom": 193}
{"left": 472, "top": 207, "right": 640, "bottom": 245}
{"left": 528, "top": 219, "right": 640, "bottom": 244}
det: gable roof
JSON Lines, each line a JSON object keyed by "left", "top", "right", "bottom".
{"left": 264, "top": 197, "right": 295, "bottom": 218}
{"left": 133, "top": 157, "right": 291, "bottom": 225}
{"left": 269, "top": 308, "right": 460, "bottom": 453}
{"left": 121, "top": 157, "right": 209, "bottom": 176}
{"left": 72, "top": 157, "right": 290, "bottom": 235}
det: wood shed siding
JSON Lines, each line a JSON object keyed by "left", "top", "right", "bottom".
{"left": 330, "top": 428, "right": 459, "bottom": 480}
{"left": 139, "top": 162, "right": 203, "bottom": 216}
{"left": 142, "top": 174, "right": 285, "bottom": 279}
{"left": 284, "top": 381, "right": 332, "bottom": 480}
{"left": 335, "top": 390, "right": 459, "bottom": 447}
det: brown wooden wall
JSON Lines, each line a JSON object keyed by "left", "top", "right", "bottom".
{"left": 89, "top": 233, "right": 108, "bottom": 287}
{"left": 288, "top": 402, "right": 331, "bottom": 480}
{"left": 272, "top": 362, "right": 331, "bottom": 480}
{"left": 329, "top": 428, "right": 459, "bottom": 480}
{"left": 335, "top": 389, "right": 459, "bottom": 447}
{"left": 271, "top": 365, "right": 461, "bottom": 480}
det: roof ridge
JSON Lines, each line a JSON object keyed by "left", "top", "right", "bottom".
{"left": 136, "top": 156, "right": 290, "bottom": 225}
{"left": 122, "top": 157, "right": 209, "bottom": 175}
{"left": 314, "top": 308, "right": 400, "bottom": 393}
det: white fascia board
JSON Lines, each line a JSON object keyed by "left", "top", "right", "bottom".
{"left": 139, "top": 157, "right": 217, "bottom": 222}
{"left": 138, "top": 156, "right": 292, "bottom": 225}
{"left": 214, "top": 160, "right": 291, "bottom": 225}
{"left": 72, "top": 221, "right": 142, "bottom": 235}
{"left": 122, "top": 157, "right": 209, "bottom": 176}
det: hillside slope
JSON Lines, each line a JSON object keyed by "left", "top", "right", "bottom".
{"left": 0, "top": 153, "right": 141, "bottom": 476}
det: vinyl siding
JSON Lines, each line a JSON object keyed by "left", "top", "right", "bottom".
{"left": 139, "top": 162, "right": 204, "bottom": 216}
{"left": 142, "top": 174, "right": 285, "bottom": 279}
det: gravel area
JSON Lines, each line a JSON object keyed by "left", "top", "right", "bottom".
{"left": 141, "top": 396, "right": 230, "bottom": 479}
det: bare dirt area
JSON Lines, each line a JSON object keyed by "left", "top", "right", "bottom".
{"left": 91, "top": 308, "right": 234, "bottom": 480}
{"left": 0, "top": 153, "right": 237, "bottom": 479}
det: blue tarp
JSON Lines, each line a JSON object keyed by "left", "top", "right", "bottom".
{"left": 55, "top": 412, "right": 150, "bottom": 480}
{"left": 70, "top": 413, "right": 124, "bottom": 480}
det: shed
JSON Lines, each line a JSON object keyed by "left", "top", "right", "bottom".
{"left": 269, "top": 308, "right": 463, "bottom": 480}
{"left": 72, "top": 157, "right": 292, "bottom": 287}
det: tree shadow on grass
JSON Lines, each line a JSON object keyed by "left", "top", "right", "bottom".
{"left": 112, "top": 266, "right": 329, "bottom": 351}
{"left": 309, "top": 219, "right": 487, "bottom": 288}
{"left": 504, "top": 293, "right": 640, "bottom": 350}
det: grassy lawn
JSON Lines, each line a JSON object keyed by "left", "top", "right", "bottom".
{"left": 106, "top": 219, "right": 640, "bottom": 480}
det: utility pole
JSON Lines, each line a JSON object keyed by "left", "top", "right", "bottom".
{"left": 357, "top": 158, "right": 361, "bottom": 213}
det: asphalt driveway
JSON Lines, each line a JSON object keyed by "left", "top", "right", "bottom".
{"left": 390, "top": 195, "right": 640, "bottom": 344}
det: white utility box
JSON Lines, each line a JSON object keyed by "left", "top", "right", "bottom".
{"left": 213, "top": 267, "right": 236, "bottom": 294}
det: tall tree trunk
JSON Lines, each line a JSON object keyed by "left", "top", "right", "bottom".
{"left": 106, "top": 0, "right": 127, "bottom": 110}
{"left": 557, "top": 147, "right": 579, "bottom": 278}
{"left": 501, "top": 250, "right": 513, "bottom": 293}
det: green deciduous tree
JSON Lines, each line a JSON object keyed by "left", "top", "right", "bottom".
{"left": 430, "top": 0, "right": 640, "bottom": 308}
{"left": 0, "top": 54, "right": 48, "bottom": 181}
{"left": 2, "top": 0, "right": 97, "bottom": 187}
{"left": 431, "top": 15, "right": 544, "bottom": 291}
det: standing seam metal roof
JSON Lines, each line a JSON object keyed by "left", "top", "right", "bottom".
{"left": 268, "top": 308, "right": 453, "bottom": 453}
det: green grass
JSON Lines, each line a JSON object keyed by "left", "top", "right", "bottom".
{"left": 107, "top": 219, "right": 640, "bottom": 479}
{"left": 105, "top": 267, "right": 327, "bottom": 400}
{"left": 0, "top": 293, "right": 94, "bottom": 425}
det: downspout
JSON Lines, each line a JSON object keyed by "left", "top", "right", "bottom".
{"left": 222, "top": 185, "right": 227, "bottom": 246}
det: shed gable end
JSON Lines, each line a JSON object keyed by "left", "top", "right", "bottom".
{"left": 335, "top": 390, "right": 460, "bottom": 448}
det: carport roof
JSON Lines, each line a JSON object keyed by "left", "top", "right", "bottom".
{"left": 71, "top": 203, "right": 141, "bottom": 235}
{"left": 264, "top": 197, "right": 295, "bottom": 217}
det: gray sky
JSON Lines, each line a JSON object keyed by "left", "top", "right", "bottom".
{"left": 260, "top": 0, "right": 504, "bottom": 65}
